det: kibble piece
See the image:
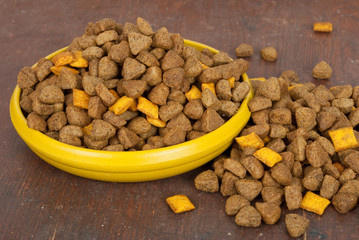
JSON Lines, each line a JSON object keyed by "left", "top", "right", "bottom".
{"left": 313, "top": 22, "right": 333, "bottom": 32}
{"left": 201, "top": 88, "right": 221, "bottom": 110}
{"left": 167, "top": 113, "right": 192, "bottom": 132}
{"left": 223, "top": 158, "right": 246, "bottom": 178}
{"left": 216, "top": 79, "right": 232, "bottom": 100}
{"left": 261, "top": 171, "right": 280, "bottom": 188}
{"left": 161, "top": 50, "right": 184, "bottom": 71}
{"left": 137, "top": 97, "right": 159, "bottom": 119}
{"left": 38, "top": 85, "right": 64, "bottom": 104}
{"left": 269, "top": 124, "right": 289, "bottom": 139}
{"left": 342, "top": 151, "right": 359, "bottom": 174}
{"left": 313, "top": 61, "right": 332, "bottom": 79}
{"left": 201, "top": 109, "right": 225, "bottom": 133}
{"left": 260, "top": 46, "right": 277, "bottom": 62}
{"left": 280, "top": 70, "right": 299, "bottom": 84}
{"left": 26, "top": 112, "right": 47, "bottom": 132}
{"left": 306, "top": 141, "right": 331, "bottom": 168}
{"left": 261, "top": 187, "right": 284, "bottom": 205}
{"left": 270, "top": 162, "right": 292, "bottom": 186}
{"left": 255, "top": 202, "right": 281, "bottom": 225}
{"left": 232, "top": 81, "right": 250, "bottom": 102}
{"left": 235, "top": 206, "right": 262, "bottom": 228}
{"left": 269, "top": 107, "right": 292, "bottom": 125}
{"left": 109, "top": 96, "right": 135, "bottom": 115}
{"left": 66, "top": 104, "right": 91, "bottom": 127}
{"left": 90, "top": 119, "right": 116, "bottom": 141}
{"left": 257, "top": 77, "right": 281, "bottom": 101}
{"left": 88, "top": 96, "right": 106, "bottom": 119}
{"left": 95, "top": 83, "right": 117, "bottom": 107}
{"left": 213, "top": 157, "right": 226, "bottom": 179}
{"left": 295, "top": 107, "right": 317, "bottom": 130}
{"left": 219, "top": 100, "right": 238, "bottom": 118}
{"left": 163, "top": 67, "right": 185, "bottom": 90}
{"left": 194, "top": 170, "right": 219, "bottom": 192}
{"left": 320, "top": 175, "right": 340, "bottom": 199}
{"left": 102, "top": 111, "right": 126, "bottom": 129}
{"left": 127, "top": 32, "right": 152, "bottom": 55}
{"left": 135, "top": 17, "right": 154, "bottom": 36}
{"left": 98, "top": 57, "right": 119, "bottom": 80}
{"left": 301, "top": 191, "right": 330, "bottom": 215}
{"left": 118, "top": 127, "right": 141, "bottom": 149}
{"left": 332, "top": 192, "right": 357, "bottom": 214}
{"left": 58, "top": 67, "right": 78, "bottom": 90}
{"left": 166, "top": 195, "right": 195, "bottom": 214}
{"left": 225, "top": 195, "right": 250, "bottom": 216}
{"left": 284, "top": 185, "right": 302, "bottom": 210}
{"left": 235, "top": 43, "right": 254, "bottom": 58}
{"left": 332, "top": 98, "right": 354, "bottom": 114}
{"left": 159, "top": 101, "right": 183, "bottom": 122}
{"left": 122, "top": 58, "right": 146, "bottom": 80}
{"left": 329, "top": 127, "right": 359, "bottom": 152}
{"left": 253, "top": 147, "right": 282, "bottom": 167}
{"left": 285, "top": 214, "right": 310, "bottom": 238}
{"left": 235, "top": 132, "right": 264, "bottom": 150}
{"left": 248, "top": 96, "right": 272, "bottom": 112}
{"left": 198, "top": 68, "right": 222, "bottom": 84}
{"left": 338, "top": 180, "right": 359, "bottom": 197}
{"left": 183, "top": 99, "right": 204, "bottom": 120}
{"left": 302, "top": 167, "right": 324, "bottom": 191}
{"left": 163, "top": 127, "right": 186, "bottom": 146}
{"left": 339, "top": 168, "right": 356, "bottom": 184}
{"left": 349, "top": 108, "right": 359, "bottom": 127}
{"left": 220, "top": 171, "right": 239, "bottom": 197}
{"left": 152, "top": 27, "right": 172, "bottom": 50}
{"left": 235, "top": 179, "right": 262, "bottom": 201}
{"left": 240, "top": 156, "right": 264, "bottom": 180}
{"left": 47, "top": 111, "right": 67, "bottom": 131}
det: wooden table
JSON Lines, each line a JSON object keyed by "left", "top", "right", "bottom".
{"left": 1, "top": 0, "right": 359, "bottom": 239}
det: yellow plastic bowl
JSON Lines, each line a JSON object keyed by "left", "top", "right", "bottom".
{"left": 10, "top": 40, "right": 253, "bottom": 182}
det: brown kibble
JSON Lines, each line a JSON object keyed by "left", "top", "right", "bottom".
{"left": 313, "top": 61, "right": 332, "bottom": 79}
{"left": 261, "top": 186, "right": 284, "bottom": 205}
{"left": 320, "top": 175, "right": 340, "bottom": 199}
{"left": 26, "top": 112, "right": 47, "bottom": 132}
{"left": 255, "top": 202, "right": 281, "bottom": 225}
{"left": 260, "top": 46, "right": 277, "bottom": 62}
{"left": 225, "top": 195, "right": 250, "bottom": 216}
{"left": 285, "top": 214, "right": 310, "bottom": 238}
{"left": 194, "top": 170, "right": 219, "bottom": 192}
{"left": 235, "top": 43, "right": 254, "bottom": 58}
{"left": 280, "top": 70, "right": 299, "bottom": 84}
{"left": 295, "top": 107, "right": 317, "bottom": 130}
{"left": 66, "top": 104, "right": 91, "bottom": 127}
{"left": 47, "top": 111, "right": 67, "bottom": 131}
{"left": 108, "top": 41, "right": 132, "bottom": 64}
{"left": 240, "top": 156, "right": 264, "bottom": 180}
{"left": 161, "top": 50, "right": 184, "bottom": 71}
{"left": 248, "top": 96, "right": 272, "bottom": 112}
{"left": 163, "top": 127, "right": 186, "bottom": 146}
{"left": 270, "top": 163, "right": 293, "bottom": 186}
{"left": 118, "top": 127, "right": 141, "bottom": 149}
{"left": 261, "top": 171, "right": 280, "bottom": 188}
{"left": 163, "top": 67, "right": 185, "bottom": 90}
{"left": 224, "top": 158, "right": 246, "bottom": 178}
{"left": 220, "top": 171, "right": 239, "bottom": 197}
{"left": 235, "top": 179, "right": 262, "bottom": 201}
{"left": 269, "top": 107, "right": 292, "bottom": 125}
{"left": 302, "top": 167, "right": 324, "bottom": 191}
{"left": 284, "top": 185, "right": 302, "bottom": 210}
{"left": 122, "top": 58, "right": 146, "bottom": 80}
{"left": 306, "top": 141, "right": 331, "bottom": 168}
{"left": 152, "top": 27, "right": 172, "bottom": 50}
{"left": 38, "top": 85, "right": 64, "bottom": 104}
{"left": 201, "top": 108, "right": 225, "bottom": 133}
{"left": 257, "top": 77, "right": 281, "bottom": 101}
{"left": 183, "top": 99, "right": 204, "bottom": 120}
{"left": 136, "top": 17, "right": 154, "bottom": 36}
{"left": 235, "top": 206, "right": 262, "bottom": 228}
{"left": 232, "top": 81, "right": 250, "bottom": 102}
{"left": 332, "top": 192, "right": 358, "bottom": 214}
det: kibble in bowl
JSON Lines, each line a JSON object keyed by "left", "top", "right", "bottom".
{"left": 10, "top": 37, "right": 253, "bottom": 182}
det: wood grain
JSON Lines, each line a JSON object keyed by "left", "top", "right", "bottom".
{"left": 1, "top": 0, "right": 359, "bottom": 239}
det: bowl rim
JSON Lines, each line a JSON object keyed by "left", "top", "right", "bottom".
{"left": 10, "top": 39, "right": 253, "bottom": 174}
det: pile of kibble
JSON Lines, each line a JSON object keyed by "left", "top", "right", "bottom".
{"left": 17, "top": 18, "right": 250, "bottom": 151}
{"left": 194, "top": 41, "right": 359, "bottom": 237}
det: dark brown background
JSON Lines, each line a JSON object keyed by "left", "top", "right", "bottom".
{"left": 1, "top": 0, "right": 359, "bottom": 239}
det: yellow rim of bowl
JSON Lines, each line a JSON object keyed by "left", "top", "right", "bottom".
{"left": 10, "top": 39, "right": 253, "bottom": 173}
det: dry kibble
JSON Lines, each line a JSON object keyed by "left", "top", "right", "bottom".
{"left": 235, "top": 206, "right": 262, "bottom": 228}
{"left": 225, "top": 195, "right": 250, "bottom": 216}
{"left": 260, "top": 46, "right": 277, "bottom": 62}
{"left": 285, "top": 214, "right": 310, "bottom": 238}
{"left": 255, "top": 202, "right": 281, "bottom": 225}
{"left": 194, "top": 170, "right": 219, "bottom": 192}
{"left": 235, "top": 43, "right": 254, "bottom": 58}
{"left": 313, "top": 61, "right": 332, "bottom": 79}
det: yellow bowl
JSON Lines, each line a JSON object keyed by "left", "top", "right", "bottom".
{"left": 9, "top": 40, "right": 253, "bottom": 182}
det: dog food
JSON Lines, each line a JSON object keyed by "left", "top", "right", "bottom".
{"left": 260, "top": 46, "right": 277, "bottom": 62}
{"left": 285, "top": 214, "right": 310, "bottom": 238}
{"left": 313, "top": 22, "right": 333, "bottom": 32}
{"left": 235, "top": 43, "right": 254, "bottom": 58}
{"left": 18, "top": 18, "right": 250, "bottom": 151}
{"left": 166, "top": 194, "right": 195, "bottom": 213}
{"left": 195, "top": 68, "right": 359, "bottom": 236}
{"left": 312, "top": 61, "right": 332, "bottom": 79}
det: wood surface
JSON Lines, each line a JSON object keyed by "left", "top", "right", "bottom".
{"left": 1, "top": 0, "right": 359, "bottom": 239}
